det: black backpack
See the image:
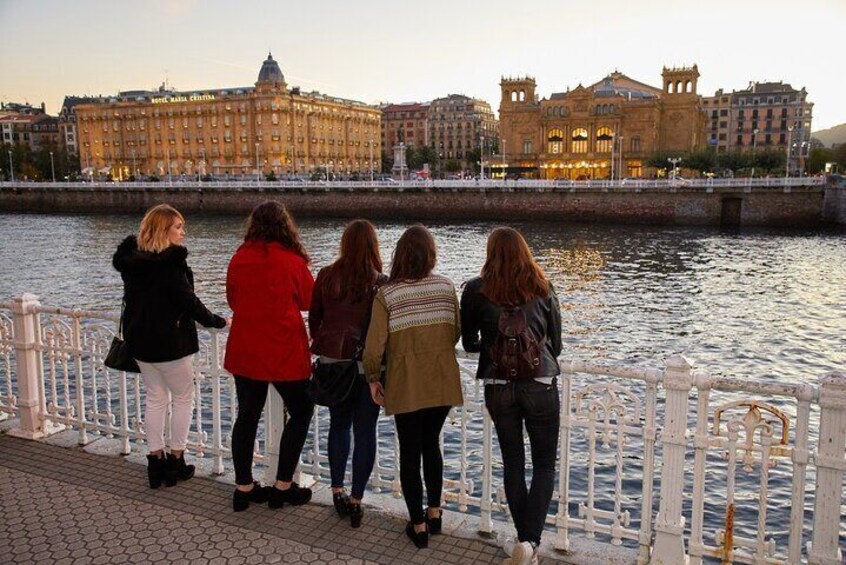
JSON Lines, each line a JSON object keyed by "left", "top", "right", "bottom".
{"left": 490, "top": 306, "right": 544, "bottom": 381}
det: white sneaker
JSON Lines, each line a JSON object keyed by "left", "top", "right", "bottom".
{"left": 511, "top": 541, "right": 538, "bottom": 565}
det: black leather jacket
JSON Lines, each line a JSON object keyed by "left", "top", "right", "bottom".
{"left": 113, "top": 236, "right": 225, "bottom": 363}
{"left": 460, "top": 276, "right": 562, "bottom": 380}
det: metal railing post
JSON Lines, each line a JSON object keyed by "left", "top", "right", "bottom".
{"left": 8, "top": 294, "right": 45, "bottom": 439}
{"left": 650, "top": 355, "right": 693, "bottom": 564}
{"left": 808, "top": 372, "right": 846, "bottom": 565}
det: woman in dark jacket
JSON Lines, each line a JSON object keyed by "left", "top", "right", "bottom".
{"left": 113, "top": 204, "right": 227, "bottom": 489}
{"left": 308, "top": 219, "right": 387, "bottom": 528}
{"left": 225, "top": 201, "right": 315, "bottom": 513}
{"left": 460, "top": 226, "right": 562, "bottom": 565}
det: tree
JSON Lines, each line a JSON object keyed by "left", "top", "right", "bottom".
{"left": 381, "top": 150, "right": 393, "bottom": 174}
{"left": 716, "top": 150, "right": 750, "bottom": 175}
{"left": 751, "top": 150, "right": 785, "bottom": 175}
{"left": 465, "top": 148, "right": 482, "bottom": 174}
{"left": 444, "top": 160, "right": 460, "bottom": 173}
{"left": 683, "top": 149, "right": 717, "bottom": 176}
{"left": 806, "top": 148, "right": 831, "bottom": 175}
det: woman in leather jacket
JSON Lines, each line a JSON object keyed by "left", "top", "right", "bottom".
{"left": 460, "top": 226, "right": 562, "bottom": 565}
{"left": 308, "top": 219, "right": 387, "bottom": 528}
{"left": 113, "top": 204, "right": 227, "bottom": 489}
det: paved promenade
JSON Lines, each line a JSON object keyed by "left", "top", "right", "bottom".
{"left": 0, "top": 434, "right": 575, "bottom": 564}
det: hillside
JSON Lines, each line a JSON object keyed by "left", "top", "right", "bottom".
{"left": 812, "top": 123, "right": 846, "bottom": 147}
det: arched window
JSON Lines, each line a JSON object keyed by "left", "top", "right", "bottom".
{"left": 511, "top": 91, "right": 517, "bottom": 102}
{"left": 519, "top": 90, "right": 526, "bottom": 102}
{"left": 630, "top": 136, "right": 641, "bottom": 153}
{"left": 571, "top": 128, "right": 588, "bottom": 153}
{"left": 676, "top": 81, "right": 683, "bottom": 94}
{"left": 596, "top": 127, "right": 613, "bottom": 153}
{"left": 686, "top": 80, "right": 692, "bottom": 93}
{"left": 666, "top": 82, "right": 673, "bottom": 94}
{"left": 609, "top": 104, "right": 616, "bottom": 114}
{"left": 547, "top": 128, "right": 564, "bottom": 154}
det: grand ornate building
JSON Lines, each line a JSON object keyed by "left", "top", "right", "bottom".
{"left": 498, "top": 67, "right": 706, "bottom": 179}
{"left": 74, "top": 54, "right": 381, "bottom": 179}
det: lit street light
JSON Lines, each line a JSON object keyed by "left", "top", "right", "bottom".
{"left": 668, "top": 157, "right": 682, "bottom": 180}
{"left": 785, "top": 126, "right": 793, "bottom": 179}
{"left": 50, "top": 151, "right": 55, "bottom": 182}
{"left": 369, "top": 139, "right": 374, "bottom": 183}
{"left": 255, "top": 143, "right": 261, "bottom": 182}
{"left": 751, "top": 128, "right": 759, "bottom": 178}
{"left": 8, "top": 150, "right": 14, "bottom": 182}
{"left": 501, "top": 138, "right": 506, "bottom": 181}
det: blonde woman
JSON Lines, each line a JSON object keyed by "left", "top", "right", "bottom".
{"left": 113, "top": 204, "right": 227, "bottom": 489}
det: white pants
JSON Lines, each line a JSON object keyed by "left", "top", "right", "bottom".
{"left": 137, "top": 355, "right": 195, "bottom": 453}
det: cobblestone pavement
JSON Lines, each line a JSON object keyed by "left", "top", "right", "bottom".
{"left": 0, "top": 434, "right": 513, "bottom": 564}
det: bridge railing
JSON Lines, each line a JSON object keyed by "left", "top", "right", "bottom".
{"left": 0, "top": 176, "right": 827, "bottom": 192}
{"left": 0, "top": 294, "right": 843, "bottom": 564}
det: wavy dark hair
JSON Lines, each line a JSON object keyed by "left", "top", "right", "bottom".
{"left": 244, "top": 201, "right": 310, "bottom": 262}
{"left": 388, "top": 225, "right": 436, "bottom": 283}
{"left": 481, "top": 226, "right": 549, "bottom": 306}
{"left": 321, "top": 219, "right": 383, "bottom": 301}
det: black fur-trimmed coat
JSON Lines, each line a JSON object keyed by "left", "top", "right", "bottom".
{"left": 112, "top": 236, "right": 225, "bottom": 363}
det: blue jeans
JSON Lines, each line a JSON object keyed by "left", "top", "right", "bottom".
{"left": 328, "top": 378, "right": 381, "bottom": 499}
{"left": 485, "top": 380, "right": 560, "bottom": 545}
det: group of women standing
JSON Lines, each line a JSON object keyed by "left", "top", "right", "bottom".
{"left": 114, "top": 201, "right": 562, "bottom": 564}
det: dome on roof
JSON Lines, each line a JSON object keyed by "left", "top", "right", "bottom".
{"left": 257, "top": 53, "right": 284, "bottom": 84}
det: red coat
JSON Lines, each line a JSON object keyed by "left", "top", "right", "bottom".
{"left": 224, "top": 241, "right": 314, "bottom": 382}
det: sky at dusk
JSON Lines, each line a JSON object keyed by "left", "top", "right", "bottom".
{"left": 1, "top": 0, "right": 844, "bottom": 130}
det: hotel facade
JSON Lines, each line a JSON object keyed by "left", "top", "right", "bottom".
{"left": 74, "top": 54, "right": 381, "bottom": 179}
{"left": 498, "top": 66, "right": 706, "bottom": 179}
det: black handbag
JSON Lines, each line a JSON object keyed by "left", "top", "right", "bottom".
{"left": 307, "top": 359, "right": 359, "bottom": 407}
{"left": 104, "top": 299, "right": 141, "bottom": 373}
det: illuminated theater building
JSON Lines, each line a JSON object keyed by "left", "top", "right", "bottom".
{"left": 498, "top": 66, "right": 706, "bottom": 179}
{"left": 74, "top": 54, "right": 381, "bottom": 179}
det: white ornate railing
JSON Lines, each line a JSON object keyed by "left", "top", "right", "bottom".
{"left": 1, "top": 294, "right": 843, "bottom": 565}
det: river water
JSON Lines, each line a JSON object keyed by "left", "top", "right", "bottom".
{"left": 1, "top": 212, "right": 844, "bottom": 554}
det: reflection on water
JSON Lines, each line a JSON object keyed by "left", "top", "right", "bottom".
{"left": 1, "top": 213, "right": 844, "bottom": 379}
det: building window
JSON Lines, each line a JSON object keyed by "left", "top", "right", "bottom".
{"left": 572, "top": 128, "right": 588, "bottom": 153}
{"left": 631, "top": 136, "right": 641, "bottom": 153}
{"left": 547, "top": 128, "right": 564, "bottom": 154}
{"left": 523, "top": 139, "right": 532, "bottom": 155}
{"left": 595, "top": 127, "right": 613, "bottom": 153}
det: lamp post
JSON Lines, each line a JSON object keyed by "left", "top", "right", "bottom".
{"left": 368, "top": 139, "right": 374, "bottom": 183}
{"left": 198, "top": 148, "right": 205, "bottom": 182}
{"left": 501, "top": 138, "right": 506, "bottom": 181}
{"left": 131, "top": 149, "right": 137, "bottom": 179}
{"left": 617, "top": 135, "right": 624, "bottom": 181}
{"left": 668, "top": 157, "right": 682, "bottom": 180}
{"left": 50, "top": 151, "right": 55, "bottom": 182}
{"left": 255, "top": 142, "right": 261, "bottom": 182}
{"left": 166, "top": 148, "right": 172, "bottom": 186}
{"left": 8, "top": 150, "right": 14, "bottom": 182}
{"left": 751, "top": 128, "right": 759, "bottom": 177}
{"left": 785, "top": 126, "right": 793, "bottom": 179}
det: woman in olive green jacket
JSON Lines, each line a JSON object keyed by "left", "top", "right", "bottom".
{"left": 362, "top": 225, "right": 463, "bottom": 549}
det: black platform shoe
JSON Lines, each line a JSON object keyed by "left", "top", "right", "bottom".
{"left": 405, "top": 522, "right": 428, "bottom": 549}
{"left": 268, "top": 482, "right": 312, "bottom": 509}
{"left": 426, "top": 507, "right": 442, "bottom": 535}
{"left": 146, "top": 453, "right": 165, "bottom": 489}
{"left": 233, "top": 482, "right": 270, "bottom": 512}
{"left": 164, "top": 452, "right": 195, "bottom": 486}
{"left": 333, "top": 491, "right": 350, "bottom": 517}
{"left": 348, "top": 501, "right": 364, "bottom": 528}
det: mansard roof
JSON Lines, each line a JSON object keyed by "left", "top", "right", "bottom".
{"left": 548, "top": 71, "right": 661, "bottom": 102}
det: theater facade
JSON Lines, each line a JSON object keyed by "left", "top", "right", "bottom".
{"left": 74, "top": 54, "right": 381, "bottom": 180}
{"left": 498, "top": 66, "right": 707, "bottom": 179}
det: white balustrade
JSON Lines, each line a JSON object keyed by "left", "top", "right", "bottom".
{"left": 0, "top": 295, "right": 843, "bottom": 564}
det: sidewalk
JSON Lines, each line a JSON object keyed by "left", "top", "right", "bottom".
{"left": 0, "top": 434, "right": 563, "bottom": 564}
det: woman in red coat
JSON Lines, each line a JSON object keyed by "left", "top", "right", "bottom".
{"left": 224, "top": 201, "right": 315, "bottom": 512}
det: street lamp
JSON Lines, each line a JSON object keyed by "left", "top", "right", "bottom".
{"left": 668, "top": 157, "right": 682, "bottom": 180}
{"left": 166, "top": 148, "right": 173, "bottom": 186}
{"left": 368, "top": 139, "right": 374, "bottom": 183}
{"left": 501, "top": 138, "right": 506, "bottom": 180}
{"left": 7, "top": 150, "right": 14, "bottom": 182}
{"left": 255, "top": 143, "right": 261, "bottom": 182}
{"left": 785, "top": 126, "right": 793, "bottom": 179}
{"left": 131, "top": 149, "right": 137, "bottom": 179}
{"left": 751, "top": 128, "right": 759, "bottom": 178}
{"left": 50, "top": 151, "right": 55, "bottom": 182}
{"left": 198, "top": 148, "right": 205, "bottom": 182}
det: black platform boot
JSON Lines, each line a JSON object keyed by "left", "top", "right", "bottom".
{"left": 146, "top": 453, "right": 166, "bottom": 489}
{"left": 164, "top": 452, "right": 195, "bottom": 486}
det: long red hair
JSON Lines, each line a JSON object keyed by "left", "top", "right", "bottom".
{"left": 481, "top": 227, "right": 549, "bottom": 306}
{"left": 321, "top": 219, "right": 383, "bottom": 301}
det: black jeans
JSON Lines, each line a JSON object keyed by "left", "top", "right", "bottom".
{"left": 328, "top": 379, "right": 381, "bottom": 499}
{"left": 231, "top": 376, "right": 315, "bottom": 485}
{"left": 485, "top": 380, "right": 560, "bottom": 545}
{"left": 394, "top": 405, "right": 451, "bottom": 524}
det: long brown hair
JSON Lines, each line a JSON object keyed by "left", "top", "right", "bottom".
{"left": 388, "top": 225, "right": 436, "bottom": 283}
{"left": 481, "top": 227, "right": 549, "bottom": 306}
{"left": 138, "top": 204, "right": 184, "bottom": 253}
{"left": 322, "top": 219, "right": 383, "bottom": 301}
{"left": 244, "top": 201, "right": 310, "bottom": 262}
